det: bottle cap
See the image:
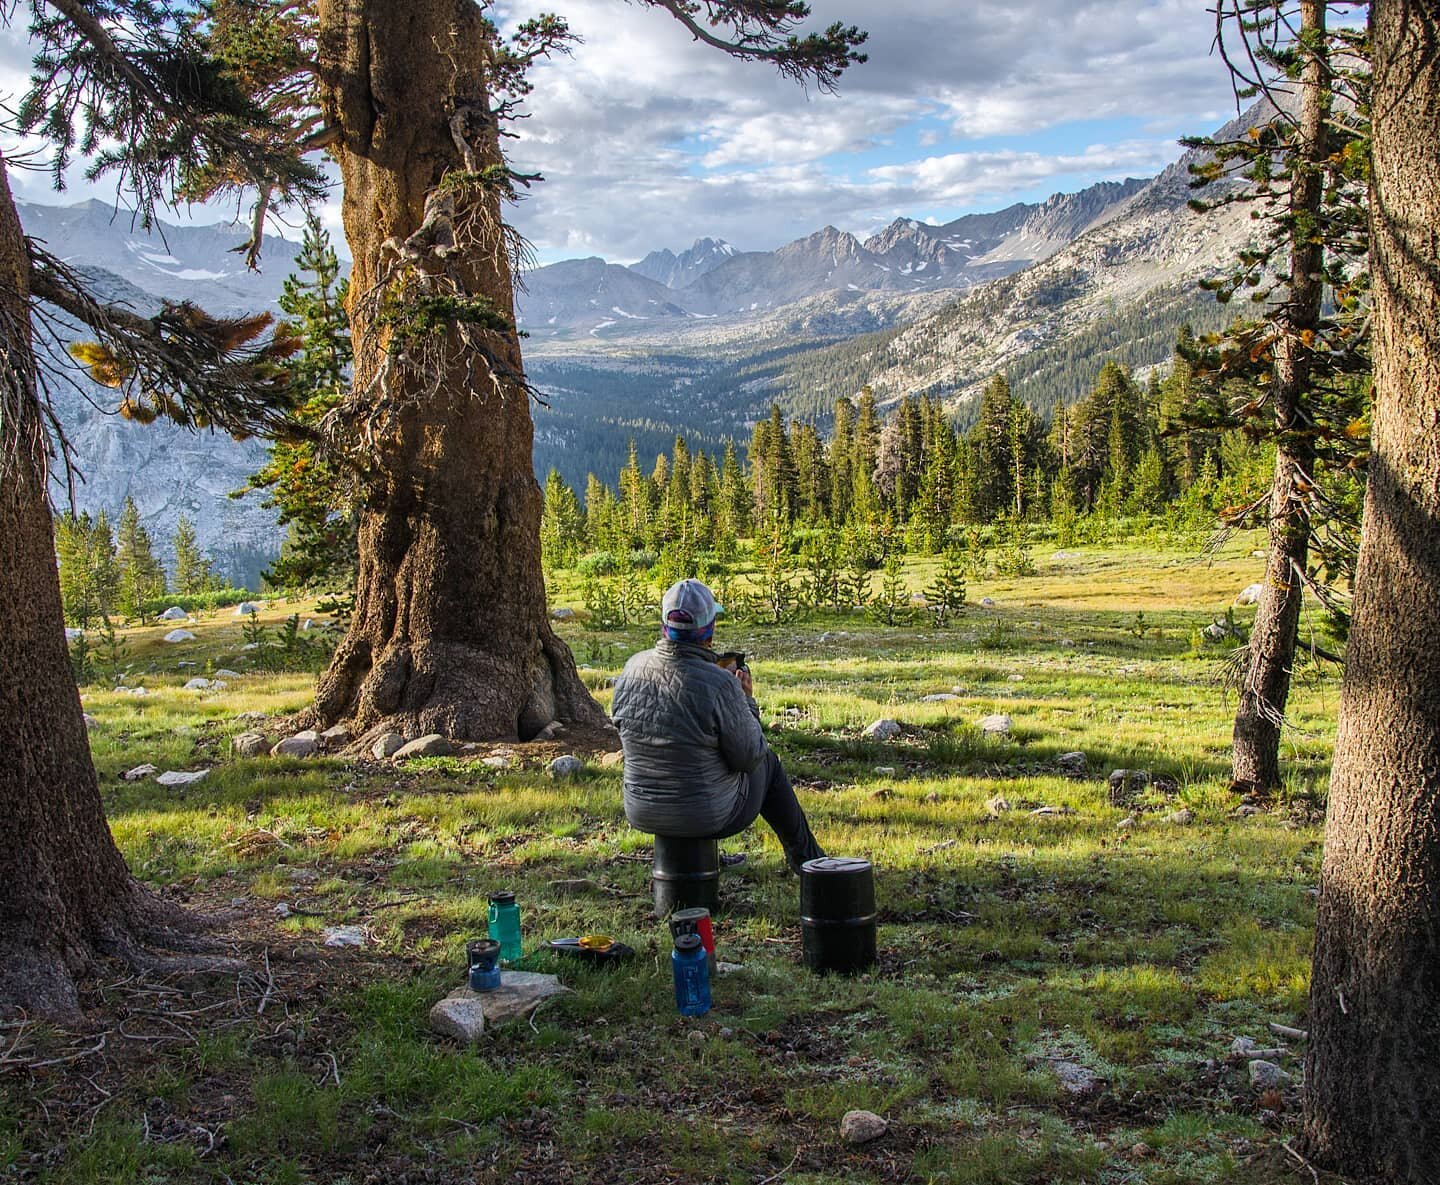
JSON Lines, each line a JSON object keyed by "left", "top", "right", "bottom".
{"left": 489, "top": 890, "right": 516, "bottom": 906}
{"left": 674, "top": 933, "right": 702, "bottom": 953}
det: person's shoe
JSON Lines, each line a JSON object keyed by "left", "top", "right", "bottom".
{"left": 720, "top": 852, "right": 748, "bottom": 868}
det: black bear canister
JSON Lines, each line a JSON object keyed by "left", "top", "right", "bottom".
{"left": 799, "top": 856, "right": 877, "bottom": 974}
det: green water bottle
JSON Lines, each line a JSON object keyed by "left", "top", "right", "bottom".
{"left": 488, "top": 890, "right": 522, "bottom": 963}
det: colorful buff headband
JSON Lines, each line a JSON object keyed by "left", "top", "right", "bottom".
{"left": 663, "top": 611, "right": 715, "bottom": 644}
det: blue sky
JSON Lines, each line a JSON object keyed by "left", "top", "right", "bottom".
{"left": 0, "top": 2, "right": 1250, "bottom": 267}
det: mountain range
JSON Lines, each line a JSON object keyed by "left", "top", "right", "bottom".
{"left": 19, "top": 102, "right": 1263, "bottom": 577}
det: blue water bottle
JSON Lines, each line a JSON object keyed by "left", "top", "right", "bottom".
{"left": 671, "top": 933, "right": 711, "bottom": 1016}
{"left": 488, "top": 890, "right": 523, "bottom": 964}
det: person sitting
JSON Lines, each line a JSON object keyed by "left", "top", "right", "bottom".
{"left": 610, "top": 578, "right": 825, "bottom": 873}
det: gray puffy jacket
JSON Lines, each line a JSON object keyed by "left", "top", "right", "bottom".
{"left": 611, "top": 639, "right": 766, "bottom": 836}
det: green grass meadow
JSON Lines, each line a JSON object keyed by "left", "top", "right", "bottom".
{"left": 2, "top": 536, "right": 1341, "bottom": 1184}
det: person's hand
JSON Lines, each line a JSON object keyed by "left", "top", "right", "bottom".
{"left": 736, "top": 667, "right": 754, "bottom": 697}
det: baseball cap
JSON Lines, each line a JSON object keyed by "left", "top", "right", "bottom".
{"left": 661, "top": 579, "right": 722, "bottom": 631}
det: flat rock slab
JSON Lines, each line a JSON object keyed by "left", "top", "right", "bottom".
{"left": 395, "top": 734, "right": 453, "bottom": 759}
{"left": 430, "top": 972, "right": 570, "bottom": 1042}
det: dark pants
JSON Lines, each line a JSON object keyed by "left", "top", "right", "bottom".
{"left": 713, "top": 749, "right": 824, "bottom": 871}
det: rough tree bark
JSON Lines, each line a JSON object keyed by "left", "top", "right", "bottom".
{"left": 1231, "top": 0, "right": 1327, "bottom": 795}
{"left": 1302, "top": 3, "right": 1440, "bottom": 1179}
{"left": 311, "top": 0, "right": 606, "bottom": 744}
{"left": 0, "top": 158, "right": 199, "bottom": 1020}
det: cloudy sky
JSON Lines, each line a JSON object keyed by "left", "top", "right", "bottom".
{"left": 1, "top": 1, "right": 1247, "bottom": 266}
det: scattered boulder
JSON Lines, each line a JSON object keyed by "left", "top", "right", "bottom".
{"left": 159, "top": 606, "right": 188, "bottom": 621}
{"left": 862, "top": 719, "right": 902, "bottom": 742}
{"left": 272, "top": 730, "right": 320, "bottom": 759}
{"left": 873, "top": 765, "right": 897, "bottom": 775}
{"left": 372, "top": 732, "right": 405, "bottom": 760}
{"left": 482, "top": 755, "right": 513, "bottom": 771}
{"left": 232, "top": 732, "right": 269, "bottom": 758}
{"left": 320, "top": 724, "right": 350, "bottom": 745}
{"left": 1234, "top": 583, "right": 1265, "bottom": 606}
{"left": 979, "top": 714, "right": 1012, "bottom": 737}
{"left": 323, "top": 925, "right": 366, "bottom": 948}
{"left": 598, "top": 751, "right": 624, "bottom": 769}
{"left": 122, "top": 763, "right": 158, "bottom": 781}
{"left": 534, "top": 720, "right": 566, "bottom": 741}
{"left": 986, "top": 796, "right": 1012, "bottom": 815}
{"left": 394, "top": 734, "right": 453, "bottom": 759}
{"left": 979, "top": 597, "right": 996, "bottom": 607}
{"left": 548, "top": 754, "right": 585, "bottom": 778}
{"left": 1164, "top": 807, "right": 1196, "bottom": 825}
{"left": 429, "top": 995, "right": 487, "bottom": 1044}
{"left": 1116, "top": 816, "right": 1136, "bottom": 830}
{"left": 550, "top": 607, "right": 576, "bottom": 621}
{"left": 183, "top": 677, "right": 214, "bottom": 691}
{"left": 123, "top": 687, "right": 150, "bottom": 697}
{"left": 156, "top": 769, "right": 209, "bottom": 787}
{"left": 65, "top": 627, "right": 83, "bottom": 643}
{"left": 1060, "top": 638, "right": 1076, "bottom": 648}
{"left": 162, "top": 629, "right": 197, "bottom": 643}
{"left": 920, "top": 693, "right": 958, "bottom": 703}
{"left": 234, "top": 602, "right": 261, "bottom": 617}
{"left": 1248, "top": 1060, "right": 1293, "bottom": 1089}
{"left": 840, "top": 1110, "right": 889, "bottom": 1145}
{"left": 82, "top": 713, "right": 99, "bottom": 729}
{"left": 1056, "top": 751, "right": 1087, "bottom": 775}
{"left": 215, "top": 669, "right": 242, "bottom": 679}
{"left": 1202, "top": 620, "right": 1240, "bottom": 642}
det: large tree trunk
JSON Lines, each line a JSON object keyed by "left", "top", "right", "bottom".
{"left": 311, "top": 0, "right": 605, "bottom": 743}
{"left": 1231, "top": 0, "right": 1327, "bottom": 794}
{"left": 1301, "top": 4, "right": 1440, "bottom": 1179}
{"left": 0, "top": 158, "right": 190, "bottom": 1021}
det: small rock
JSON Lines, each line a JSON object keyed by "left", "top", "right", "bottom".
{"left": 215, "top": 669, "right": 242, "bottom": 679}
{"left": 272, "top": 730, "right": 320, "bottom": 759}
{"left": 1165, "top": 808, "right": 1196, "bottom": 825}
{"left": 82, "top": 713, "right": 100, "bottom": 728}
{"left": 873, "top": 765, "right": 896, "bottom": 775}
{"left": 1107, "top": 769, "right": 1151, "bottom": 806}
{"left": 535, "top": 720, "right": 566, "bottom": 741}
{"left": 716, "top": 961, "right": 743, "bottom": 974}
{"left": 687, "top": 1030, "right": 706, "bottom": 1046}
{"left": 979, "top": 714, "right": 1012, "bottom": 737}
{"left": 862, "top": 719, "right": 902, "bottom": 741}
{"left": 322, "top": 925, "right": 366, "bottom": 948}
{"left": 1248, "top": 1059, "right": 1293, "bottom": 1089}
{"left": 65, "top": 627, "right": 84, "bottom": 643}
{"left": 979, "top": 597, "right": 996, "bottom": 607}
{"left": 394, "top": 734, "right": 453, "bottom": 759}
{"left": 429, "top": 997, "right": 487, "bottom": 1044}
{"left": 986, "top": 795, "right": 1012, "bottom": 815}
{"left": 1235, "top": 583, "right": 1265, "bottom": 606}
{"left": 482, "top": 755, "right": 512, "bottom": 770}
{"left": 1050, "top": 1059, "right": 1104, "bottom": 1096}
{"left": 372, "top": 732, "right": 405, "bottom": 760}
{"left": 548, "top": 754, "right": 585, "bottom": 778}
{"left": 840, "top": 1110, "right": 889, "bottom": 1145}
{"left": 232, "top": 732, "right": 269, "bottom": 758}
{"left": 241, "top": 642, "right": 261, "bottom": 651}
{"left": 1008, "top": 674, "right": 1025, "bottom": 682}
{"left": 320, "top": 724, "right": 350, "bottom": 745}
{"left": 1056, "top": 751, "right": 1087, "bottom": 775}
{"left": 156, "top": 769, "right": 209, "bottom": 786}
{"left": 162, "top": 629, "right": 197, "bottom": 643}
{"left": 1060, "top": 638, "right": 1076, "bottom": 648}
{"left": 125, "top": 686, "right": 150, "bottom": 697}
{"left": 598, "top": 751, "right": 624, "bottom": 768}
{"left": 159, "top": 606, "right": 188, "bottom": 621}
{"left": 122, "top": 763, "right": 159, "bottom": 781}
{"left": 1117, "top": 816, "right": 1136, "bottom": 829}
{"left": 920, "top": 693, "right": 958, "bottom": 703}
{"left": 1233, "top": 804, "right": 1261, "bottom": 818}
{"left": 273, "top": 903, "right": 291, "bottom": 918}
{"left": 718, "top": 1027, "right": 734, "bottom": 1039}
{"left": 549, "top": 878, "right": 600, "bottom": 896}
{"left": 183, "top": 677, "right": 213, "bottom": 690}
{"left": 784, "top": 707, "right": 804, "bottom": 718}
{"left": 1030, "top": 805, "right": 1073, "bottom": 817}
{"left": 1230, "top": 1036, "right": 1258, "bottom": 1055}
{"left": 550, "top": 607, "right": 576, "bottom": 621}
{"left": 1130, "top": 1142, "right": 1152, "bottom": 1158}
{"left": 234, "top": 602, "right": 261, "bottom": 616}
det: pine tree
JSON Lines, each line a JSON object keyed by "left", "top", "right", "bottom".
{"left": 869, "top": 551, "right": 911, "bottom": 626}
{"left": 242, "top": 214, "right": 355, "bottom": 592}
{"left": 115, "top": 498, "right": 165, "bottom": 623}
{"left": 755, "top": 515, "right": 800, "bottom": 624}
{"left": 717, "top": 440, "right": 750, "bottom": 541}
{"left": 541, "top": 469, "right": 585, "bottom": 570}
{"left": 171, "top": 515, "right": 219, "bottom": 595}
{"left": 925, "top": 545, "right": 968, "bottom": 627}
